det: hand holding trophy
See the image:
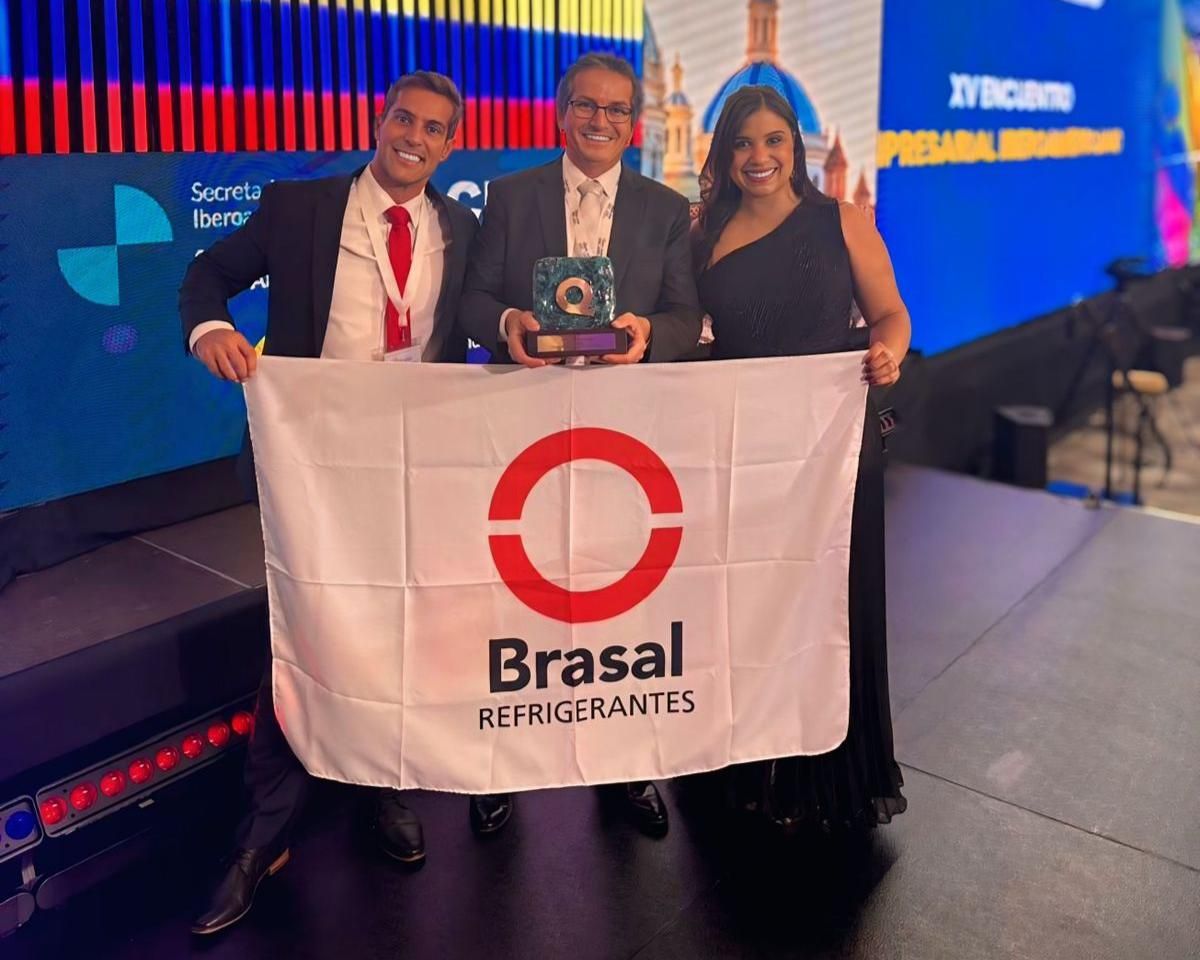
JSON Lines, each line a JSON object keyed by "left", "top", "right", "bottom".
{"left": 523, "top": 256, "right": 630, "bottom": 359}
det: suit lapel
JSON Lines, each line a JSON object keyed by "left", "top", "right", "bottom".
{"left": 536, "top": 158, "right": 568, "bottom": 256}
{"left": 311, "top": 172, "right": 357, "bottom": 353}
{"left": 608, "top": 164, "right": 644, "bottom": 296}
{"left": 425, "top": 183, "right": 459, "bottom": 362}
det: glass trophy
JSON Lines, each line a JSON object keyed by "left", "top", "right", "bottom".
{"left": 525, "top": 256, "right": 629, "bottom": 358}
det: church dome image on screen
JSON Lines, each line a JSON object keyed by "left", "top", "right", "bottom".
{"left": 702, "top": 60, "right": 822, "bottom": 136}
{"left": 646, "top": 0, "right": 873, "bottom": 209}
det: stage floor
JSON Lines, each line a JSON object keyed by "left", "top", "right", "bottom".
{"left": 6, "top": 465, "right": 1199, "bottom": 959}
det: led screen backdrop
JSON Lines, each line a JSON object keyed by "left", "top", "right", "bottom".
{"left": 641, "top": 0, "right": 882, "bottom": 213}
{"left": 875, "top": 0, "right": 1160, "bottom": 355}
{"left": 1156, "top": 0, "right": 1200, "bottom": 267}
{"left": 0, "top": 0, "right": 1172, "bottom": 508}
{"left": 0, "top": 0, "right": 643, "bottom": 511}
{"left": 647, "top": 0, "right": 1162, "bottom": 357}
{"left": 1, "top": 0, "right": 643, "bottom": 153}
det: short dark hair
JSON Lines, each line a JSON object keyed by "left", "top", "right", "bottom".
{"left": 556, "top": 53, "right": 643, "bottom": 123}
{"left": 381, "top": 71, "right": 464, "bottom": 137}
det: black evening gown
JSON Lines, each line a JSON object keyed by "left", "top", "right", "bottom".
{"left": 697, "top": 199, "right": 907, "bottom": 830}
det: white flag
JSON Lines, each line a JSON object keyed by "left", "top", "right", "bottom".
{"left": 244, "top": 354, "right": 867, "bottom": 793}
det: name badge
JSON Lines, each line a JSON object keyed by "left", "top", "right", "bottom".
{"left": 381, "top": 340, "right": 424, "bottom": 363}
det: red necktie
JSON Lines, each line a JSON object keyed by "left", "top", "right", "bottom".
{"left": 383, "top": 204, "right": 413, "bottom": 351}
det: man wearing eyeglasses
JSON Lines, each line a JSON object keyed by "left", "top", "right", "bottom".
{"left": 458, "top": 52, "right": 703, "bottom": 837}
{"left": 462, "top": 52, "right": 701, "bottom": 371}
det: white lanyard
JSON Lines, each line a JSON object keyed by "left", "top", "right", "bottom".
{"left": 354, "top": 179, "right": 425, "bottom": 326}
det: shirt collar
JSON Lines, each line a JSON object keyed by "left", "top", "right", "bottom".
{"left": 358, "top": 163, "right": 426, "bottom": 228}
{"left": 562, "top": 154, "right": 622, "bottom": 200}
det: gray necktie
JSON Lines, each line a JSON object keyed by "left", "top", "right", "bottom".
{"left": 574, "top": 179, "right": 606, "bottom": 257}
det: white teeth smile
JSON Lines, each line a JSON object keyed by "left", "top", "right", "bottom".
{"left": 395, "top": 149, "right": 422, "bottom": 163}
{"left": 584, "top": 134, "right": 613, "bottom": 142}
{"left": 745, "top": 168, "right": 778, "bottom": 181}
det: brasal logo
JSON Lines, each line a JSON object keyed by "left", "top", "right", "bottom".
{"left": 488, "top": 428, "right": 683, "bottom": 624}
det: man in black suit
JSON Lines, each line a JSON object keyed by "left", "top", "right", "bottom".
{"left": 180, "top": 71, "right": 511, "bottom": 936}
{"left": 460, "top": 53, "right": 702, "bottom": 370}
{"left": 459, "top": 52, "right": 704, "bottom": 836}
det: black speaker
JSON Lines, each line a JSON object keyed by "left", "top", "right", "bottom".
{"left": 993, "top": 405, "right": 1052, "bottom": 489}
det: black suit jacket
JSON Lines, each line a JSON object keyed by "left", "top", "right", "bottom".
{"left": 458, "top": 157, "right": 703, "bottom": 362}
{"left": 179, "top": 169, "right": 480, "bottom": 362}
{"left": 179, "top": 169, "right": 479, "bottom": 496}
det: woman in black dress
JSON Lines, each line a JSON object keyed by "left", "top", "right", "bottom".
{"left": 695, "top": 85, "right": 911, "bottom": 832}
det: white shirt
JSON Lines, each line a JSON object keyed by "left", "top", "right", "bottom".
{"left": 561, "top": 153, "right": 621, "bottom": 260}
{"left": 189, "top": 164, "right": 447, "bottom": 362}
{"left": 498, "top": 154, "right": 623, "bottom": 338}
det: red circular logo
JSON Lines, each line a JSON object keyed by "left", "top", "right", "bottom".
{"left": 488, "top": 428, "right": 683, "bottom": 623}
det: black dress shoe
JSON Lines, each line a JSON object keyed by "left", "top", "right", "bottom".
{"left": 374, "top": 788, "right": 426, "bottom": 863}
{"left": 468, "top": 794, "right": 514, "bottom": 836}
{"left": 190, "top": 846, "right": 290, "bottom": 936}
{"left": 622, "top": 781, "right": 669, "bottom": 837}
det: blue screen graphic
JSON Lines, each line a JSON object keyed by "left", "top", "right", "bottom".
{"left": 875, "top": 0, "right": 1160, "bottom": 355}
{"left": 0, "top": 149, "right": 560, "bottom": 510}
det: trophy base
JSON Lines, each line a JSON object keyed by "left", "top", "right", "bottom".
{"left": 525, "top": 329, "right": 630, "bottom": 358}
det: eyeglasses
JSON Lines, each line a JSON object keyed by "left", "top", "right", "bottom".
{"left": 567, "top": 99, "right": 634, "bottom": 124}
